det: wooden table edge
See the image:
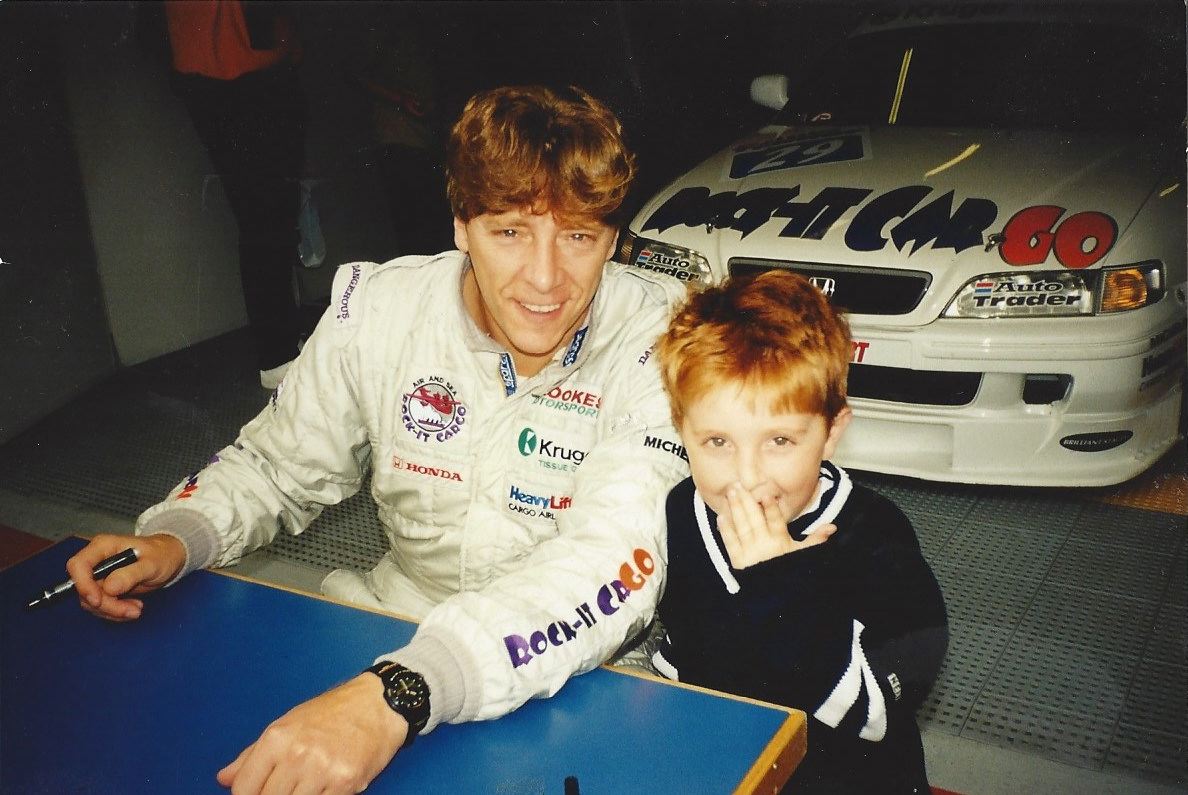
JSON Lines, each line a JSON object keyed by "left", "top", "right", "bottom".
{"left": 609, "top": 665, "right": 807, "bottom": 793}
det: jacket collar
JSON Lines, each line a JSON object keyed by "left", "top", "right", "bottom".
{"left": 692, "top": 461, "right": 853, "bottom": 594}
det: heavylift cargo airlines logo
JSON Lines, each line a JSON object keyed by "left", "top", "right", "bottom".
{"left": 402, "top": 376, "right": 467, "bottom": 443}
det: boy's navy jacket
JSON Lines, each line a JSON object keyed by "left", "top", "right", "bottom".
{"left": 655, "top": 463, "right": 948, "bottom": 793}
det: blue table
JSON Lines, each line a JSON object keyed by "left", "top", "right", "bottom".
{"left": 2, "top": 538, "right": 805, "bottom": 793}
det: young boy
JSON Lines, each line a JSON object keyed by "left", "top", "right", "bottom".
{"left": 652, "top": 270, "right": 948, "bottom": 793}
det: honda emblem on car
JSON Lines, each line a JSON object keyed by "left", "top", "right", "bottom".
{"left": 809, "top": 276, "right": 837, "bottom": 298}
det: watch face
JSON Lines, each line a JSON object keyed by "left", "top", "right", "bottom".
{"left": 391, "top": 674, "right": 428, "bottom": 709}
{"left": 372, "top": 663, "right": 431, "bottom": 733}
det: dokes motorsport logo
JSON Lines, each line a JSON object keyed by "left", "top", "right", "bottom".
{"left": 517, "top": 427, "right": 586, "bottom": 472}
{"left": 402, "top": 376, "right": 467, "bottom": 443}
{"left": 529, "top": 385, "right": 602, "bottom": 418}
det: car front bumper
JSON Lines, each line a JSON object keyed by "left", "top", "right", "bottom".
{"left": 835, "top": 312, "right": 1186, "bottom": 486}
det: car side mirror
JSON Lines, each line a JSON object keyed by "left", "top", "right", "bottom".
{"left": 750, "top": 74, "right": 789, "bottom": 111}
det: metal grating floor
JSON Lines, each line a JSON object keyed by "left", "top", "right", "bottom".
{"left": 0, "top": 329, "right": 1184, "bottom": 791}
{"left": 866, "top": 471, "right": 1187, "bottom": 789}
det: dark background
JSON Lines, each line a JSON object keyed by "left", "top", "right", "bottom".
{"left": 0, "top": 0, "right": 1183, "bottom": 442}
{"left": 1, "top": 0, "right": 867, "bottom": 234}
{"left": 269, "top": 0, "right": 863, "bottom": 212}
{"left": 0, "top": 0, "right": 865, "bottom": 441}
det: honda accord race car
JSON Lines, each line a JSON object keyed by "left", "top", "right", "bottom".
{"left": 616, "top": 3, "right": 1186, "bottom": 487}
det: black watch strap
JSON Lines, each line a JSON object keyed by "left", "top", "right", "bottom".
{"left": 365, "top": 661, "right": 431, "bottom": 744}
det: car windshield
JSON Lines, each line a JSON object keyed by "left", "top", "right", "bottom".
{"left": 781, "top": 20, "right": 1185, "bottom": 133}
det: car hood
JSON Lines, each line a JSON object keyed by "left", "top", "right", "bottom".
{"left": 634, "top": 124, "right": 1182, "bottom": 317}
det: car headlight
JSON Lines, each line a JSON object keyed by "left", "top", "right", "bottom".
{"left": 943, "top": 262, "right": 1165, "bottom": 318}
{"left": 613, "top": 230, "right": 713, "bottom": 285}
{"left": 1098, "top": 261, "right": 1165, "bottom": 313}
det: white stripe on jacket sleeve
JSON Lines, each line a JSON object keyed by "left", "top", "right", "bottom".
{"left": 652, "top": 648, "right": 680, "bottom": 681}
{"left": 812, "top": 619, "right": 888, "bottom": 741}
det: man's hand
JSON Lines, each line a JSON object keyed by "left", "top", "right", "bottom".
{"left": 217, "top": 673, "right": 409, "bottom": 795}
{"left": 66, "top": 533, "right": 186, "bottom": 621}
{"left": 718, "top": 484, "right": 835, "bottom": 569}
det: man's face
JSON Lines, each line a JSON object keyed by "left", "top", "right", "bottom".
{"left": 678, "top": 383, "right": 852, "bottom": 524}
{"left": 455, "top": 209, "right": 616, "bottom": 378}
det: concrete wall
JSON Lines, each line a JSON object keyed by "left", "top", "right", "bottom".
{"left": 60, "top": 4, "right": 248, "bottom": 368}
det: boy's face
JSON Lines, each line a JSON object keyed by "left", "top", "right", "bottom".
{"left": 678, "top": 383, "right": 852, "bottom": 525}
{"left": 455, "top": 209, "right": 616, "bottom": 378}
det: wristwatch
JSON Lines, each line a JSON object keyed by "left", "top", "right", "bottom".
{"left": 365, "top": 661, "right": 431, "bottom": 744}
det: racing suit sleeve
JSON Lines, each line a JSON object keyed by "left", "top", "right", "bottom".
{"left": 386, "top": 293, "right": 691, "bottom": 732}
{"left": 134, "top": 262, "right": 374, "bottom": 575}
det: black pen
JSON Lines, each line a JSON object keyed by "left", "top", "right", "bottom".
{"left": 25, "top": 547, "right": 140, "bottom": 609}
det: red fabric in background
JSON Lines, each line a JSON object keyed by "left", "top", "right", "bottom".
{"left": 0, "top": 524, "right": 53, "bottom": 570}
{"left": 165, "top": 0, "right": 286, "bottom": 80}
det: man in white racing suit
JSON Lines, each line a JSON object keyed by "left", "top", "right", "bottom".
{"left": 65, "top": 85, "right": 690, "bottom": 794}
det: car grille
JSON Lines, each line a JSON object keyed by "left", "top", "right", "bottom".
{"left": 729, "top": 258, "right": 931, "bottom": 315}
{"left": 849, "top": 364, "right": 982, "bottom": 406}
{"left": 727, "top": 257, "right": 975, "bottom": 406}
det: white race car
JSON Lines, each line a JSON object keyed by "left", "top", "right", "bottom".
{"left": 617, "top": 3, "right": 1186, "bottom": 487}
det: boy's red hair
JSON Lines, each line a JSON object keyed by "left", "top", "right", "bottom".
{"left": 656, "top": 270, "right": 851, "bottom": 426}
